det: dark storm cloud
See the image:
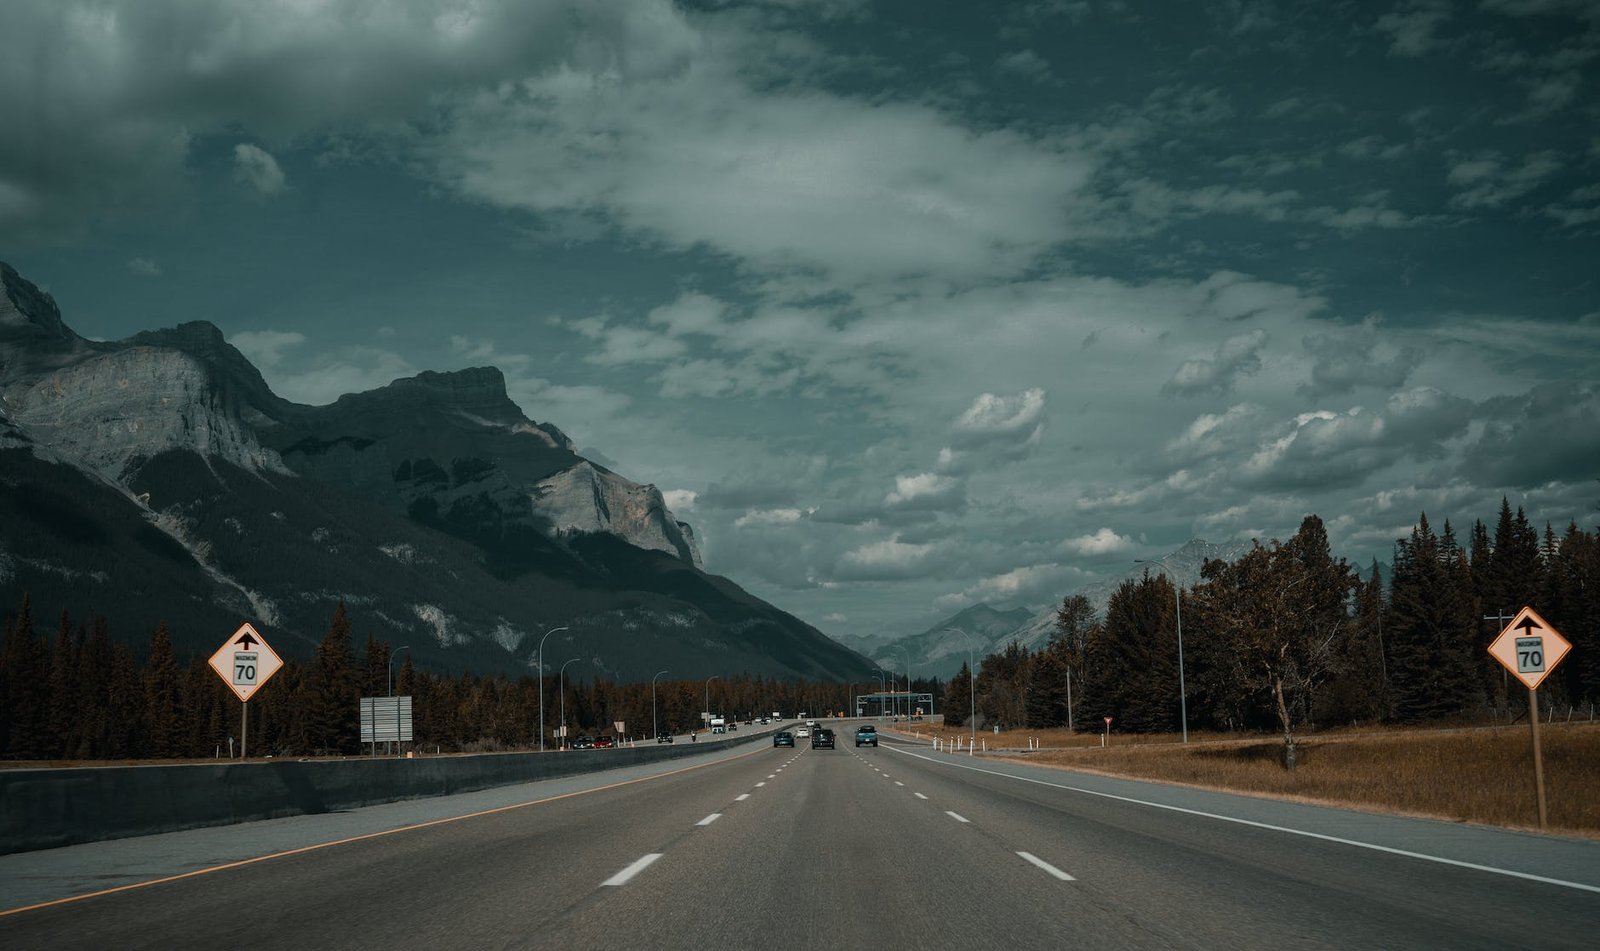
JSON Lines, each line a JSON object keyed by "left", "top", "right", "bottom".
{"left": 1463, "top": 382, "right": 1600, "bottom": 487}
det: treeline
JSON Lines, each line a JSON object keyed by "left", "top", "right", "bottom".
{"left": 944, "top": 503, "right": 1599, "bottom": 766}
{"left": 0, "top": 600, "right": 877, "bottom": 760}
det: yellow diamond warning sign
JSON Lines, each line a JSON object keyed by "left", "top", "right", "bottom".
{"left": 208, "top": 622, "right": 284, "bottom": 702}
{"left": 1487, "top": 606, "right": 1571, "bottom": 692}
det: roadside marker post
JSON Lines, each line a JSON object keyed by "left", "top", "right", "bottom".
{"left": 207, "top": 622, "right": 284, "bottom": 760}
{"left": 1487, "top": 606, "right": 1573, "bottom": 830}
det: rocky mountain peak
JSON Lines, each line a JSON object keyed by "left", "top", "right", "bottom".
{"left": 0, "top": 262, "right": 73, "bottom": 341}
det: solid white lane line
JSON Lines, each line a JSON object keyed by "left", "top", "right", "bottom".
{"left": 697, "top": 813, "right": 722, "bottom": 826}
{"left": 736, "top": 793, "right": 751, "bottom": 801}
{"left": 946, "top": 811, "right": 970, "bottom": 823}
{"left": 1018, "top": 851, "right": 1076, "bottom": 881}
{"left": 914, "top": 793, "right": 929, "bottom": 800}
{"left": 603, "top": 854, "right": 663, "bottom": 886}
{"left": 886, "top": 746, "right": 1600, "bottom": 896}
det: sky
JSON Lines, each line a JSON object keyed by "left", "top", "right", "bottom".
{"left": 4, "top": 0, "right": 1598, "bottom": 639}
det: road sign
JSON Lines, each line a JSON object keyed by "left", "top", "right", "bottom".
{"left": 1487, "top": 606, "right": 1571, "bottom": 691}
{"left": 208, "top": 622, "right": 284, "bottom": 702}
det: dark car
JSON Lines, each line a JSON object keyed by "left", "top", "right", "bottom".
{"left": 571, "top": 735, "right": 595, "bottom": 750}
{"left": 773, "top": 731, "right": 795, "bottom": 747}
{"left": 812, "top": 728, "right": 835, "bottom": 749}
{"left": 855, "top": 725, "right": 877, "bottom": 747}
{"left": 656, "top": 732, "right": 674, "bottom": 744}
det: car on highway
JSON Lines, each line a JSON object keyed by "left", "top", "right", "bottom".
{"left": 594, "top": 735, "right": 614, "bottom": 749}
{"left": 571, "top": 735, "right": 595, "bottom": 750}
{"left": 773, "top": 731, "right": 795, "bottom": 747}
{"left": 855, "top": 725, "right": 877, "bottom": 747}
{"left": 795, "top": 726, "right": 810, "bottom": 738}
{"left": 811, "top": 728, "right": 835, "bottom": 749}
{"left": 656, "top": 732, "right": 674, "bottom": 744}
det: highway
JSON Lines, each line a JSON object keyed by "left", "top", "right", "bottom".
{"left": 3, "top": 726, "right": 1598, "bottom": 950}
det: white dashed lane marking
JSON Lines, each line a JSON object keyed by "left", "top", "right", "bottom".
{"left": 914, "top": 793, "right": 928, "bottom": 800}
{"left": 697, "top": 814, "right": 722, "bottom": 827}
{"left": 945, "top": 811, "right": 970, "bottom": 823}
{"left": 602, "top": 854, "right": 663, "bottom": 886}
{"left": 1017, "top": 852, "right": 1075, "bottom": 881}
{"left": 735, "top": 793, "right": 750, "bottom": 801}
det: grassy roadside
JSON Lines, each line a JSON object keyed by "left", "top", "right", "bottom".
{"left": 894, "top": 722, "right": 1600, "bottom": 838}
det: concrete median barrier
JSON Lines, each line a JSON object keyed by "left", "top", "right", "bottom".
{"left": 0, "top": 736, "right": 744, "bottom": 855}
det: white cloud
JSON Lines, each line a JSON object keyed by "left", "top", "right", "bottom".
{"left": 884, "top": 472, "right": 962, "bottom": 508}
{"left": 1375, "top": 2, "right": 1453, "bottom": 57}
{"left": 836, "top": 535, "right": 948, "bottom": 580}
{"left": 1163, "top": 329, "right": 1269, "bottom": 397}
{"left": 951, "top": 389, "right": 1047, "bottom": 445}
{"left": 662, "top": 489, "right": 697, "bottom": 512}
{"left": 734, "top": 507, "right": 808, "bottom": 528}
{"left": 1447, "top": 151, "right": 1563, "bottom": 209}
{"left": 230, "top": 329, "right": 307, "bottom": 369}
{"left": 233, "top": 144, "right": 286, "bottom": 195}
{"left": 1063, "top": 528, "right": 1133, "bottom": 556}
{"left": 126, "top": 257, "right": 162, "bottom": 277}
{"left": 434, "top": 56, "right": 1096, "bottom": 288}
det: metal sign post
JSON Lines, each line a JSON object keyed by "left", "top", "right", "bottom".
{"left": 207, "top": 623, "right": 284, "bottom": 761}
{"left": 1487, "top": 606, "right": 1572, "bottom": 830}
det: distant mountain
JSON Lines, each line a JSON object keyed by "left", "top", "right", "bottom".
{"left": 878, "top": 539, "right": 1258, "bottom": 678}
{"left": 0, "top": 261, "right": 871, "bottom": 681}
{"left": 869, "top": 602, "right": 1035, "bottom": 680}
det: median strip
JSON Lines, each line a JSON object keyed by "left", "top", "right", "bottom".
{"left": 602, "top": 853, "right": 663, "bottom": 886}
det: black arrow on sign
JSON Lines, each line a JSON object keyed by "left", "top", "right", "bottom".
{"left": 1514, "top": 616, "right": 1543, "bottom": 635}
{"left": 234, "top": 631, "right": 259, "bottom": 650}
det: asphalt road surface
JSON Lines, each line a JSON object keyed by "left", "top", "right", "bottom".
{"left": 3, "top": 728, "right": 1598, "bottom": 950}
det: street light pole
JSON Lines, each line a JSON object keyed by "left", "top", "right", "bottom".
{"left": 387, "top": 645, "right": 410, "bottom": 697}
{"left": 386, "top": 644, "right": 410, "bottom": 756}
{"left": 652, "top": 669, "right": 669, "bottom": 740}
{"left": 899, "top": 647, "right": 912, "bottom": 719}
{"left": 873, "top": 668, "right": 885, "bottom": 719}
{"left": 558, "top": 657, "right": 581, "bottom": 748}
{"left": 1135, "top": 559, "right": 1188, "bottom": 744}
{"left": 537, "top": 626, "right": 570, "bottom": 753}
{"left": 704, "top": 675, "right": 720, "bottom": 735}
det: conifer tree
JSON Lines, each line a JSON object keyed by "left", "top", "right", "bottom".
{"left": 1025, "top": 646, "right": 1071, "bottom": 728}
{"left": 46, "top": 609, "right": 78, "bottom": 758}
{"left": 143, "top": 623, "right": 182, "bottom": 757}
{"left": 1, "top": 594, "right": 50, "bottom": 758}
{"left": 306, "top": 602, "right": 359, "bottom": 754}
{"left": 943, "top": 661, "right": 971, "bottom": 727}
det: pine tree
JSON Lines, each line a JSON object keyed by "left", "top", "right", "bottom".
{"left": 45, "top": 609, "right": 78, "bottom": 758}
{"left": 143, "top": 623, "right": 182, "bottom": 758}
{"left": 306, "top": 602, "right": 359, "bottom": 754}
{"left": 1, "top": 593, "right": 49, "bottom": 758}
{"left": 1388, "top": 514, "right": 1482, "bottom": 722}
{"left": 1025, "top": 646, "right": 1071, "bottom": 728}
{"left": 943, "top": 661, "right": 971, "bottom": 727}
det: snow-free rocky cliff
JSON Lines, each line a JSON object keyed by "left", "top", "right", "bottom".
{"left": 0, "top": 261, "right": 866, "bottom": 680}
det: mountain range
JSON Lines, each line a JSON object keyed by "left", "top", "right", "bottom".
{"left": 0, "top": 261, "right": 873, "bottom": 682}
{"left": 867, "top": 538, "right": 1256, "bottom": 679}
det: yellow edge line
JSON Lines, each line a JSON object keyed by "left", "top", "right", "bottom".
{"left": 1, "top": 744, "right": 766, "bottom": 918}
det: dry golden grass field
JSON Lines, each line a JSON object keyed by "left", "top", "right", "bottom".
{"left": 896, "top": 721, "right": 1600, "bottom": 837}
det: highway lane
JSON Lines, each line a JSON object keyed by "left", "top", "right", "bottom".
{"left": 3, "top": 725, "right": 1598, "bottom": 950}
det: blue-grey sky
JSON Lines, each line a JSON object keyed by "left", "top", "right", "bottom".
{"left": 4, "top": 0, "right": 1598, "bottom": 637}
